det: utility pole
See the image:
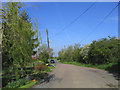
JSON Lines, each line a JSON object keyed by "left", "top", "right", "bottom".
{"left": 46, "top": 29, "right": 50, "bottom": 64}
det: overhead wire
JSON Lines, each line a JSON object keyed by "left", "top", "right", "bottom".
{"left": 79, "top": 2, "right": 120, "bottom": 44}
{"left": 50, "top": 2, "right": 96, "bottom": 39}
{"left": 20, "top": 2, "right": 119, "bottom": 45}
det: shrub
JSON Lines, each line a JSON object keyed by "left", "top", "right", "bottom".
{"left": 35, "top": 64, "right": 47, "bottom": 71}
{"left": 3, "top": 78, "right": 29, "bottom": 88}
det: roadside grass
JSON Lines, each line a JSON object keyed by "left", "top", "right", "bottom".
{"left": 62, "top": 61, "right": 118, "bottom": 73}
{"left": 19, "top": 81, "right": 38, "bottom": 88}
{"left": 62, "top": 61, "right": 120, "bottom": 80}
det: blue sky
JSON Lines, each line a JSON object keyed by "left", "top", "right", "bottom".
{"left": 23, "top": 2, "right": 118, "bottom": 57}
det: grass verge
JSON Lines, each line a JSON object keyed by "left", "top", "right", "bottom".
{"left": 62, "top": 61, "right": 119, "bottom": 73}
{"left": 19, "top": 81, "right": 38, "bottom": 88}
{"left": 62, "top": 61, "right": 120, "bottom": 79}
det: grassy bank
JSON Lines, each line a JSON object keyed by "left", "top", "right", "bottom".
{"left": 62, "top": 61, "right": 119, "bottom": 74}
{"left": 19, "top": 81, "right": 38, "bottom": 88}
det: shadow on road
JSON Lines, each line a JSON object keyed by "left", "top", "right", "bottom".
{"left": 38, "top": 73, "right": 55, "bottom": 84}
{"left": 31, "top": 73, "right": 55, "bottom": 88}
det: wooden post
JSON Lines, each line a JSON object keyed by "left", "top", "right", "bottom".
{"left": 46, "top": 29, "right": 50, "bottom": 64}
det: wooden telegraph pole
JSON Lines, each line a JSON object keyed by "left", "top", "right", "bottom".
{"left": 46, "top": 29, "right": 50, "bottom": 64}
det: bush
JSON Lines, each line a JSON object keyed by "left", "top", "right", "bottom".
{"left": 58, "top": 44, "right": 81, "bottom": 62}
{"left": 87, "top": 37, "right": 118, "bottom": 65}
{"left": 3, "top": 78, "right": 29, "bottom": 88}
{"left": 2, "top": 2, "right": 40, "bottom": 87}
{"left": 58, "top": 36, "right": 118, "bottom": 65}
{"left": 30, "top": 72, "right": 47, "bottom": 80}
{"left": 35, "top": 64, "right": 47, "bottom": 71}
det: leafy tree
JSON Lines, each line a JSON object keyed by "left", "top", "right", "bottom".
{"left": 87, "top": 36, "right": 118, "bottom": 65}
{"left": 2, "top": 2, "right": 39, "bottom": 81}
{"left": 38, "top": 44, "right": 53, "bottom": 63}
{"left": 72, "top": 44, "right": 82, "bottom": 62}
{"left": 58, "top": 44, "right": 82, "bottom": 62}
{"left": 58, "top": 36, "right": 118, "bottom": 65}
{"left": 80, "top": 44, "right": 89, "bottom": 63}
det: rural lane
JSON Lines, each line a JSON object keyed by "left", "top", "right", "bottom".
{"left": 31, "top": 63, "right": 118, "bottom": 88}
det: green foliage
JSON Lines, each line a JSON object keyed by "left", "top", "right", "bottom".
{"left": 3, "top": 78, "right": 29, "bottom": 88}
{"left": 72, "top": 44, "right": 82, "bottom": 62}
{"left": 2, "top": 2, "right": 40, "bottom": 86}
{"left": 30, "top": 72, "right": 46, "bottom": 80}
{"left": 80, "top": 44, "right": 89, "bottom": 63}
{"left": 2, "top": 2, "right": 55, "bottom": 88}
{"left": 62, "top": 61, "right": 118, "bottom": 72}
{"left": 87, "top": 37, "right": 118, "bottom": 65}
{"left": 45, "top": 66, "right": 55, "bottom": 72}
{"left": 58, "top": 44, "right": 82, "bottom": 62}
{"left": 19, "top": 81, "right": 38, "bottom": 88}
{"left": 38, "top": 44, "right": 53, "bottom": 63}
{"left": 2, "top": 2, "right": 39, "bottom": 67}
{"left": 35, "top": 64, "right": 47, "bottom": 71}
{"left": 58, "top": 36, "right": 118, "bottom": 65}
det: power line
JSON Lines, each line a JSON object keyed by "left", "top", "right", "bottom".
{"left": 51, "top": 2, "right": 96, "bottom": 38}
{"left": 79, "top": 2, "right": 120, "bottom": 44}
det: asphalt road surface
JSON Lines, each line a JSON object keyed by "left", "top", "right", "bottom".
{"left": 32, "top": 63, "right": 118, "bottom": 88}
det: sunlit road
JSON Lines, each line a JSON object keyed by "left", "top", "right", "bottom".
{"left": 32, "top": 63, "right": 118, "bottom": 88}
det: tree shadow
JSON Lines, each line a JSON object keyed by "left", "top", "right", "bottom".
{"left": 31, "top": 73, "right": 55, "bottom": 88}
{"left": 33, "top": 73, "right": 55, "bottom": 85}
{"left": 105, "top": 62, "right": 120, "bottom": 80}
{"left": 41, "top": 74, "right": 55, "bottom": 83}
